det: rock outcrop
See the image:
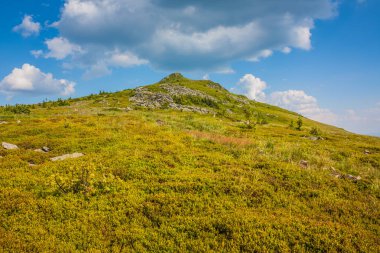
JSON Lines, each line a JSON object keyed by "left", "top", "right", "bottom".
{"left": 129, "top": 86, "right": 214, "bottom": 114}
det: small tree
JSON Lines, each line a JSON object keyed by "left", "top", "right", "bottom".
{"left": 243, "top": 108, "right": 255, "bottom": 130}
{"left": 310, "top": 127, "right": 321, "bottom": 136}
{"left": 296, "top": 117, "right": 303, "bottom": 131}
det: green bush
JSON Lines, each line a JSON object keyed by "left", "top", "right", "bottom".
{"left": 310, "top": 127, "right": 321, "bottom": 136}
{"left": 296, "top": 117, "right": 303, "bottom": 130}
{"left": 4, "top": 104, "right": 31, "bottom": 114}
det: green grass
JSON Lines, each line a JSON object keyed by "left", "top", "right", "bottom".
{"left": 0, "top": 74, "right": 379, "bottom": 252}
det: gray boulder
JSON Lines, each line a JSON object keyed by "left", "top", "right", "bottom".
{"left": 2, "top": 142, "right": 19, "bottom": 150}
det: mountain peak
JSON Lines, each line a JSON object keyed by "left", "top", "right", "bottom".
{"left": 159, "top": 73, "right": 187, "bottom": 83}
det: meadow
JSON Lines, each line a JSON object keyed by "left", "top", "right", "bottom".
{"left": 0, "top": 74, "right": 379, "bottom": 252}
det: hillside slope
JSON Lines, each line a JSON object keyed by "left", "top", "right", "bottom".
{"left": 0, "top": 74, "right": 379, "bottom": 252}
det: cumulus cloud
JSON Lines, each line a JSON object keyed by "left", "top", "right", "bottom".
{"left": 235, "top": 74, "right": 267, "bottom": 101}
{"left": 0, "top": 64, "right": 75, "bottom": 97}
{"left": 35, "top": 0, "right": 337, "bottom": 76}
{"left": 269, "top": 90, "right": 337, "bottom": 123}
{"left": 82, "top": 50, "right": 148, "bottom": 79}
{"left": 107, "top": 51, "right": 148, "bottom": 68}
{"left": 232, "top": 74, "right": 337, "bottom": 124}
{"left": 13, "top": 15, "right": 41, "bottom": 37}
{"left": 45, "top": 37, "right": 83, "bottom": 59}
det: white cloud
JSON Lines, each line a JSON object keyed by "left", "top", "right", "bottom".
{"left": 37, "top": 39, "right": 148, "bottom": 78}
{"left": 0, "top": 64, "right": 75, "bottom": 97}
{"left": 37, "top": 0, "right": 337, "bottom": 76}
{"left": 291, "top": 25, "right": 313, "bottom": 50}
{"left": 107, "top": 51, "right": 148, "bottom": 68}
{"left": 30, "top": 50, "right": 43, "bottom": 58}
{"left": 282, "top": 47, "right": 292, "bottom": 54}
{"left": 232, "top": 74, "right": 337, "bottom": 124}
{"left": 235, "top": 74, "right": 267, "bottom": 101}
{"left": 83, "top": 62, "right": 111, "bottom": 80}
{"left": 81, "top": 50, "right": 148, "bottom": 79}
{"left": 45, "top": 37, "right": 83, "bottom": 59}
{"left": 248, "top": 49, "right": 273, "bottom": 62}
{"left": 269, "top": 90, "right": 337, "bottom": 123}
{"left": 13, "top": 15, "right": 41, "bottom": 37}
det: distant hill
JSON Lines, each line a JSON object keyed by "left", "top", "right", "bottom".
{"left": 0, "top": 74, "right": 379, "bottom": 252}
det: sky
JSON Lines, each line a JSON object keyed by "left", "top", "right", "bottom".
{"left": 0, "top": 0, "right": 379, "bottom": 136}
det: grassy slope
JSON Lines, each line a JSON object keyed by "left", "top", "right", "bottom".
{"left": 0, "top": 74, "right": 379, "bottom": 252}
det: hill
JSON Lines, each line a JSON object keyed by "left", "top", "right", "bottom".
{"left": 0, "top": 73, "right": 379, "bottom": 252}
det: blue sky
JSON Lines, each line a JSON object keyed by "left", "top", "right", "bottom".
{"left": 0, "top": 0, "right": 379, "bottom": 136}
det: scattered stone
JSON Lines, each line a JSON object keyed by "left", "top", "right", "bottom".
{"left": 299, "top": 160, "right": 308, "bottom": 168}
{"left": 308, "top": 136, "right": 324, "bottom": 141}
{"left": 16, "top": 120, "right": 21, "bottom": 124}
{"left": 35, "top": 146, "right": 50, "bottom": 152}
{"left": 29, "top": 163, "right": 37, "bottom": 167}
{"left": 330, "top": 167, "right": 361, "bottom": 182}
{"left": 364, "top": 150, "right": 370, "bottom": 155}
{"left": 156, "top": 120, "right": 165, "bottom": 126}
{"left": 50, "top": 153, "right": 84, "bottom": 161}
{"left": 0, "top": 121, "right": 8, "bottom": 125}
{"left": 2, "top": 142, "right": 19, "bottom": 150}
{"left": 330, "top": 168, "right": 342, "bottom": 179}
{"left": 345, "top": 174, "right": 361, "bottom": 182}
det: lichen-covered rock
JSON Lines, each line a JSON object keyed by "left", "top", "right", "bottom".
{"left": 51, "top": 153, "right": 84, "bottom": 161}
{"left": 129, "top": 86, "right": 214, "bottom": 114}
{"left": 330, "top": 167, "right": 361, "bottom": 182}
{"left": 160, "top": 84, "right": 217, "bottom": 102}
{"left": 2, "top": 142, "right": 19, "bottom": 150}
{"left": 130, "top": 87, "right": 174, "bottom": 108}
